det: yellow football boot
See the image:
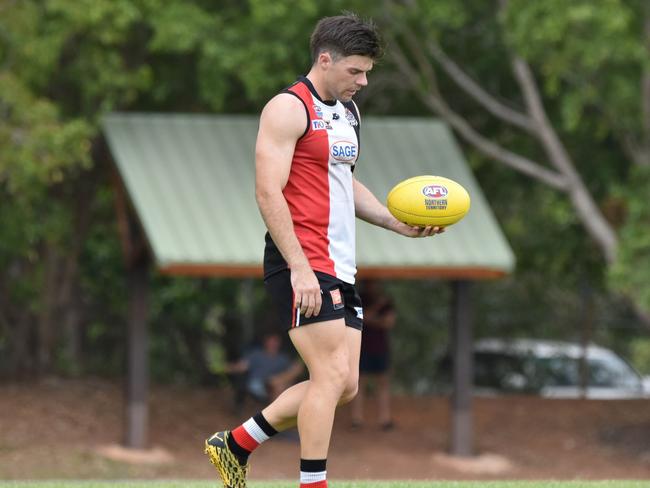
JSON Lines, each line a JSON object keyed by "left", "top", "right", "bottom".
{"left": 205, "top": 431, "right": 250, "bottom": 488}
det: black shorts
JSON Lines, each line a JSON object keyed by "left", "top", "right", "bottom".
{"left": 359, "top": 351, "right": 390, "bottom": 374}
{"left": 264, "top": 269, "right": 363, "bottom": 331}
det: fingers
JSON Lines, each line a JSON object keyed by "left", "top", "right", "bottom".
{"left": 314, "top": 289, "right": 322, "bottom": 316}
{"left": 411, "top": 225, "right": 446, "bottom": 237}
{"left": 294, "top": 292, "right": 310, "bottom": 318}
{"left": 294, "top": 285, "right": 322, "bottom": 318}
{"left": 304, "top": 293, "right": 315, "bottom": 318}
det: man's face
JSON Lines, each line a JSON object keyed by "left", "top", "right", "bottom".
{"left": 321, "top": 53, "right": 373, "bottom": 102}
{"left": 264, "top": 334, "right": 281, "bottom": 354}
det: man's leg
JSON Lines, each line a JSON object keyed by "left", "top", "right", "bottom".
{"left": 262, "top": 325, "right": 360, "bottom": 430}
{"left": 350, "top": 375, "right": 367, "bottom": 427}
{"left": 377, "top": 372, "right": 393, "bottom": 429}
{"left": 288, "top": 320, "right": 360, "bottom": 488}
{"left": 288, "top": 318, "right": 350, "bottom": 458}
{"left": 205, "top": 323, "right": 360, "bottom": 488}
{"left": 221, "top": 322, "right": 358, "bottom": 488}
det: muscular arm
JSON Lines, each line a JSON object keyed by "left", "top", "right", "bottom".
{"left": 353, "top": 177, "right": 444, "bottom": 237}
{"left": 255, "top": 94, "right": 322, "bottom": 317}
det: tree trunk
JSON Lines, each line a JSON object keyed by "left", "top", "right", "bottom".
{"left": 37, "top": 243, "right": 61, "bottom": 374}
{"left": 639, "top": 1, "right": 650, "bottom": 166}
{"left": 56, "top": 174, "right": 95, "bottom": 373}
{"left": 511, "top": 57, "right": 619, "bottom": 263}
{"left": 389, "top": 29, "right": 619, "bottom": 264}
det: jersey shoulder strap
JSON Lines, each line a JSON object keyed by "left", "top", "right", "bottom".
{"left": 281, "top": 80, "right": 310, "bottom": 139}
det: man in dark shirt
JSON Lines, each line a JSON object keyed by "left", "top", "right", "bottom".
{"left": 351, "top": 280, "right": 396, "bottom": 430}
{"left": 229, "top": 332, "right": 304, "bottom": 404}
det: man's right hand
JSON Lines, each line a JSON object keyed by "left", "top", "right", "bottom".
{"left": 290, "top": 264, "right": 322, "bottom": 318}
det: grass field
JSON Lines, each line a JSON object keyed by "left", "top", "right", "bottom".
{"left": 2, "top": 482, "right": 650, "bottom": 488}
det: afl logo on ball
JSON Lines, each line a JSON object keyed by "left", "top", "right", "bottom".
{"left": 422, "top": 185, "right": 448, "bottom": 198}
{"left": 330, "top": 141, "right": 358, "bottom": 162}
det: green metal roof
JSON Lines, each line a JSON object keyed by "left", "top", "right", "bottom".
{"left": 103, "top": 113, "right": 515, "bottom": 279}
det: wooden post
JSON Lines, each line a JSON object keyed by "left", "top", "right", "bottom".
{"left": 450, "top": 280, "right": 473, "bottom": 457}
{"left": 124, "top": 259, "right": 150, "bottom": 448}
{"left": 110, "top": 158, "right": 152, "bottom": 449}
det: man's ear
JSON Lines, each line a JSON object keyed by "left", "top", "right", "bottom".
{"left": 318, "top": 51, "right": 333, "bottom": 69}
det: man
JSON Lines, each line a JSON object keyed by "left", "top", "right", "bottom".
{"left": 228, "top": 332, "right": 305, "bottom": 406}
{"left": 205, "top": 13, "right": 443, "bottom": 488}
{"left": 350, "top": 279, "right": 397, "bottom": 431}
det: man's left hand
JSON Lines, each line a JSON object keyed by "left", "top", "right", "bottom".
{"left": 394, "top": 222, "right": 446, "bottom": 238}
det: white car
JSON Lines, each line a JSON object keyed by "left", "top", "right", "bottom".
{"left": 472, "top": 338, "right": 649, "bottom": 399}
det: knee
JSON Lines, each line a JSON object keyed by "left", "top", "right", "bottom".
{"left": 339, "top": 372, "right": 359, "bottom": 405}
{"left": 313, "top": 360, "right": 350, "bottom": 396}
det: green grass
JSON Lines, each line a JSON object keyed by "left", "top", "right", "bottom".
{"left": 1, "top": 482, "right": 650, "bottom": 488}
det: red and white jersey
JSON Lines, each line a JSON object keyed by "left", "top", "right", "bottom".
{"left": 263, "top": 76, "right": 361, "bottom": 284}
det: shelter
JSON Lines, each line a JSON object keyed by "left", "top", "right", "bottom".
{"left": 103, "top": 113, "right": 515, "bottom": 455}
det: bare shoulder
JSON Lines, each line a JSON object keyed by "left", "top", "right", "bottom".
{"left": 263, "top": 92, "right": 305, "bottom": 114}
{"left": 259, "top": 93, "right": 307, "bottom": 140}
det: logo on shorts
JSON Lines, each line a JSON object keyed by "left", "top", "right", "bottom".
{"left": 354, "top": 306, "right": 363, "bottom": 319}
{"left": 330, "top": 289, "right": 344, "bottom": 310}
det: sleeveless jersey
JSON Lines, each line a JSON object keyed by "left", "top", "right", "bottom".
{"left": 263, "top": 76, "right": 361, "bottom": 284}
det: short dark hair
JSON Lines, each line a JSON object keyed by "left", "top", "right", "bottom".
{"left": 310, "top": 13, "right": 383, "bottom": 63}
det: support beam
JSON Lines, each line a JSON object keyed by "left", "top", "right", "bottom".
{"left": 110, "top": 152, "right": 153, "bottom": 449}
{"left": 124, "top": 259, "right": 150, "bottom": 449}
{"left": 449, "top": 280, "right": 473, "bottom": 457}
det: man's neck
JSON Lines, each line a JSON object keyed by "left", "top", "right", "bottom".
{"left": 306, "top": 70, "right": 335, "bottom": 103}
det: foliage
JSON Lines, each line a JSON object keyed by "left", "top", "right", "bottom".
{"left": 0, "top": 0, "right": 313, "bottom": 378}
{"left": 629, "top": 337, "right": 650, "bottom": 374}
{"left": 609, "top": 166, "right": 650, "bottom": 315}
{"left": 1, "top": 0, "right": 649, "bottom": 384}
{"left": 503, "top": 0, "right": 645, "bottom": 134}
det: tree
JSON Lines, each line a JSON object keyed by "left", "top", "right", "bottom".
{"left": 380, "top": 0, "right": 650, "bottom": 263}
{"left": 609, "top": 166, "right": 650, "bottom": 317}
{"left": 376, "top": 0, "right": 650, "bottom": 317}
{"left": 0, "top": 0, "right": 265, "bottom": 376}
{"left": 1, "top": 0, "right": 646, "bottom": 380}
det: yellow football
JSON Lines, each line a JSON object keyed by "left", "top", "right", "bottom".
{"left": 387, "top": 175, "right": 471, "bottom": 227}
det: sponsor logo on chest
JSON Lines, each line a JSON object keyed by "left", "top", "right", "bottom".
{"left": 312, "top": 119, "right": 330, "bottom": 131}
{"left": 345, "top": 108, "right": 358, "bottom": 126}
{"left": 330, "top": 140, "right": 358, "bottom": 162}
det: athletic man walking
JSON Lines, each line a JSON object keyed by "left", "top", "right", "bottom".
{"left": 205, "top": 13, "right": 443, "bottom": 488}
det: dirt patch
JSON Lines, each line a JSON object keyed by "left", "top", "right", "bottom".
{"left": 95, "top": 444, "right": 174, "bottom": 465}
{"left": 1, "top": 378, "right": 649, "bottom": 480}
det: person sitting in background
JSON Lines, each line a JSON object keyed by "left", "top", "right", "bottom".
{"left": 228, "top": 331, "right": 305, "bottom": 406}
{"left": 350, "top": 279, "right": 396, "bottom": 430}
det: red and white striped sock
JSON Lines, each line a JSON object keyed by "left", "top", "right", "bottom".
{"left": 300, "top": 459, "right": 327, "bottom": 488}
{"left": 227, "top": 412, "right": 278, "bottom": 464}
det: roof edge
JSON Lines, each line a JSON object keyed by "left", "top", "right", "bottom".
{"left": 159, "top": 263, "right": 509, "bottom": 280}
{"left": 159, "top": 264, "right": 263, "bottom": 277}
{"left": 357, "top": 266, "right": 509, "bottom": 280}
